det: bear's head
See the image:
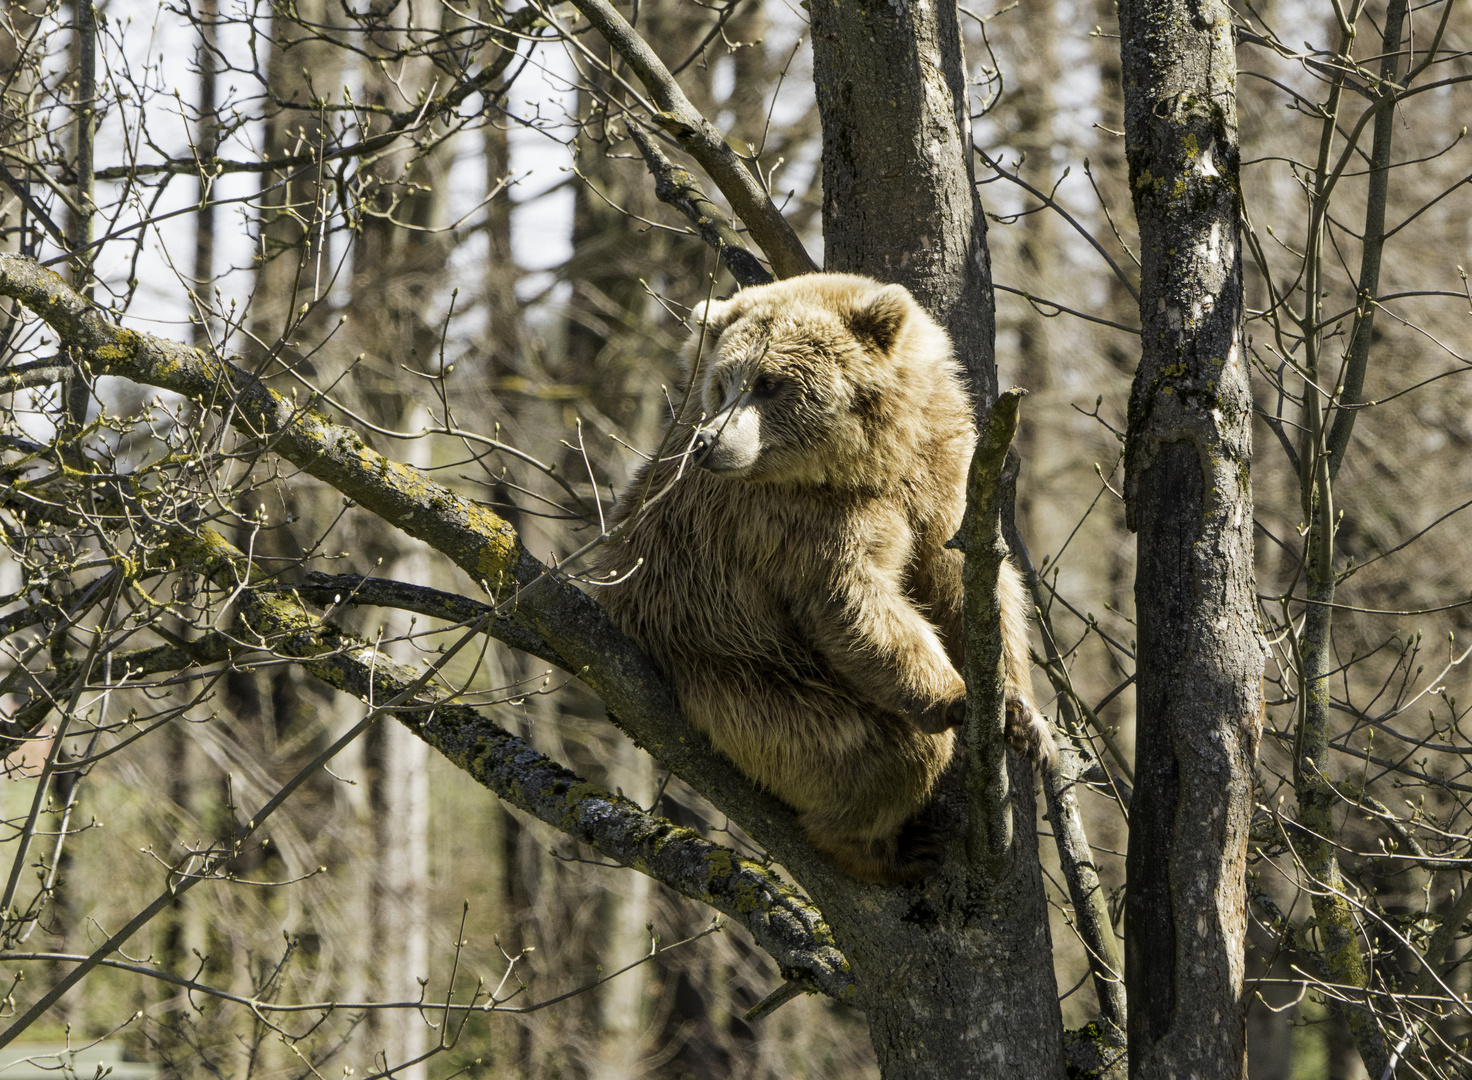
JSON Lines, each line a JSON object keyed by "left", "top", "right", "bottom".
{"left": 682, "top": 274, "right": 963, "bottom": 488}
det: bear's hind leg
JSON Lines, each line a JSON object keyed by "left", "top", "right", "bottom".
{"left": 797, "top": 807, "right": 943, "bottom": 885}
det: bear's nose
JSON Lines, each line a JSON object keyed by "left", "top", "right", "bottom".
{"left": 690, "top": 427, "right": 717, "bottom": 464}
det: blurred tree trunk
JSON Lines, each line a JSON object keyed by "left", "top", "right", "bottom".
{"left": 1005, "top": 0, "right": 1064, "bottom": 567}
{"left": 0, "top": 2, "right": 40, "bottom": 260}
{"left": 473, "top": 54, "right": 541, "bottom": 1080}
{"left": 344, "top": 2, "right": 463, "bottom": 1071}
{"left": 156, "top": 0, "right": 218, "bottom": 1045}
{"left": 1117, "top": 0, "right": 1262, "bottom": 1077}
{"left": 595, "top": 737, "right": 655, "bottom": 1080}
{"left": 230, "top": 6, "right": 357, "bottom": 1076}
{"left": 362, "top": 647, "right": 432, "bottom": 1079}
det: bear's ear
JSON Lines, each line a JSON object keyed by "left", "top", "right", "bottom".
{"left": 848, "top": 284, "right": 911, "bottom": 354}
{"left": 689, "top": 297, "right": 735, "bottom": 338}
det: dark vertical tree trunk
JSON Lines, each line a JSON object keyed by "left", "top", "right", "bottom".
{"left": 805, "top": 3, "right": 1064, "bottom": 1076}
{"left": 191, "top": 0, "right": 217, "bottom": 349}
{"left": 809, "top": 0, "right": 994, "bottom": 409}
{"left": 1116, "top": 0, "right": 1262, "bottom": 1076}
{"left": 1009, "top": 0, "right": 1062, "bottom": 528}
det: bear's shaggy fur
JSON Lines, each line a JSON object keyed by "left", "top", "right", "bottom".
{"left": 595, "top": 273, "right": 1053, "bottom": 884}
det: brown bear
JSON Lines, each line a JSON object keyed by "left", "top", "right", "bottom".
{"left": 594, "top": 273, "right": 1054, "bottom": 884}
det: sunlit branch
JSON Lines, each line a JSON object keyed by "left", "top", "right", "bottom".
{"left": 563, "top": 0, "right": 816, "bottom": 279}
{"left": 625, "top": 123, "right": 773, "bottom": 288}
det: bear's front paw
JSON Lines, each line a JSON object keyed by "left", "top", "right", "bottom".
{"left": 912, "top": 696, "right": 966, "bottom": 734}
{"left": 1006, "top": 696, "right": 1057, "bottom": 771}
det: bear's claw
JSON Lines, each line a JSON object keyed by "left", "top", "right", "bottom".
{"left": 1006, "top": 696, "right": 1056, "bottom": 772}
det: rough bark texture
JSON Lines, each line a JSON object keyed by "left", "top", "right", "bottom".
{"left": 959, "top": 392, "right": 1024, "bottom": 876}
{"left": 1117, "top": 0, "right": 1263, "bottom": 1076}
{"left": 809, "top": 0, "right": 995, "bottom": 408}
{"left": 805, "top": 4, "right": 1064, "bottom": 1077}
{"left": 838, "top": 765, "right": 1063, "bottom": 1080}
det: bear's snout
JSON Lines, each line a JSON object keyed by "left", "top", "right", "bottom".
{"left": 690, "top": 426, "right": 716, "bottom": 463}
{"left": 692, "top": 405, "right": 761, "bottom": 476}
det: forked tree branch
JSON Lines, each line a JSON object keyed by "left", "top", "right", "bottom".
{"left": 566, "top": 0, "right": 816, "bottom": 279}
{"left": 625, "top": 123, "right": 774, "bottom": 288}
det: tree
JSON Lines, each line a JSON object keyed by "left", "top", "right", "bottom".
{"left": 1117, "top": 0, "right": 1262, "bottom": 1075}
{"left": 0, "top": 1, "right": 1470, "bottom": 1077}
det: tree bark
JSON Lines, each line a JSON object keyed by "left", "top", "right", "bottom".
{"left": 1117, "top": 0, "right": 1262, "bottom": 1076}
{"left": 805, "top": 4, "right": 1064, "bottom": 1076}
{"left": 839, "top": 781, "right": 1063, "bottom": 1080}
{"left": 809, "top": 0, "right": 994, "bottom": 408}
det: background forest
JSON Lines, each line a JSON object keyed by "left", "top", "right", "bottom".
{"left": 0, "top": 0, "right": 1468, "bottom": 1077}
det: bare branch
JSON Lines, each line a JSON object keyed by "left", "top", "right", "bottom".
{"left": 956, "top": 388, "right": 1025, "bottom": 877}
{"left": 565, "top": 0, "right": 816, "bottom": 279}
{"left": 625, "top": 123, "right": 773, "bottom": 288}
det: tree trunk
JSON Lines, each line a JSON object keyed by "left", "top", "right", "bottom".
{"left": 1116, "top": 0, "right": 1263, "bottom": 1076}
{"left": 815, "top": 760, "right": 1065, "bottom": 1080}
{"left": 364, "top": 687, "right": 431, "bottom": 1078}
{"left": 809, "top": 0, "right": 994, "bottom": 407}
{"left": 806, "top": 2, "right": 1064, "bottom": 1076}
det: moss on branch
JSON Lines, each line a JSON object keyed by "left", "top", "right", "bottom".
{"left": 0, "top": 255, "right": 523, "bottom": 590}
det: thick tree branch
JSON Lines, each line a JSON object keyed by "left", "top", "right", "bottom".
{"left": 0, "top": 361, "right": 73, "bottom": 391}
{"left": 291, "top": 572, "right": 565, "bottom": 671}
{"left": 565, "top": 0, "right": 816, "bottom": 279}
{"left": 625, "top": 124, "right": 773, "bottom": 288}
{"left": 1323, "top": 0, "right": 1406, "bottom": 476}
{"left": 0, "top": 257, "right": 661, "bottom": 768}
{"left": 226, "top": 556, "right": 856, "bottom": 1003}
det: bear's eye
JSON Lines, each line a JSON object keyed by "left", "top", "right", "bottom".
{"left": 750, "top": 374, "right": 780, "bottom": 399}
